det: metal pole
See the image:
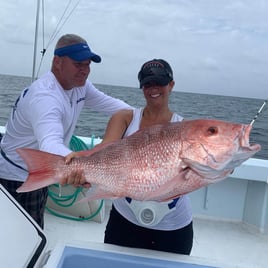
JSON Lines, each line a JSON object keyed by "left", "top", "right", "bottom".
{"left": 31, "top": 0, "right": 41, "bottom": 82}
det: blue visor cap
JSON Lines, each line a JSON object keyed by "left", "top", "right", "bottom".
{"left": 54, "top": 43, "right": 101, "bottom": 63}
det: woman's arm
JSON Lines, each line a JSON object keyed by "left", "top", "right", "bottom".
{"left": 102, "top": 109, "right": 133, "bottom": 143}
{"left": 62, "top": 109, "right": 133, "bottom": 186}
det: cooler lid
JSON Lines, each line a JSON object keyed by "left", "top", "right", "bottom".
{"left": 0, "top": 184, "right": 47, "bottom": 268}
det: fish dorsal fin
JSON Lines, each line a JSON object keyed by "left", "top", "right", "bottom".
{"left": 73, "top": 142, "right": 114, "bottom": 158}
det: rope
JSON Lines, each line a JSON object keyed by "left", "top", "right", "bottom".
{"left": 46, "top": 199, "right": 104, "bottom": 221}
{"left": 47, "top": 183, "right": 82, "bottom": 207}
{"left": 46, "top": 135, "right": 104, "bottom": 221}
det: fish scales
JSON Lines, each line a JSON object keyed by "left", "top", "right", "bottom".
{"left": 78, "top": 125, "right": 183, "bottom": 199}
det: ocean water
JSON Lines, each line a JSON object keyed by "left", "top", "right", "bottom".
{"left": 0, "top": 74, "right": 267, "bottom": 160}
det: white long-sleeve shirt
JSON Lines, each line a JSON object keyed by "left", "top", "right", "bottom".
{"left": 0, "top": 71, "right": 132, "bottom": 182}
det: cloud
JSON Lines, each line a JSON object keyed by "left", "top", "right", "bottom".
{"left": 0, "top": 0, "right": 267, "bottom": 99}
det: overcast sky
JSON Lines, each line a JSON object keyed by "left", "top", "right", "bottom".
{"left": 0, "top": 0, "right": 268, "bottom": 99}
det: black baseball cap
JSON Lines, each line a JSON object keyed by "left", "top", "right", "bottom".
{"left": 138, "top": 59, "right": 173, "bottom": 88}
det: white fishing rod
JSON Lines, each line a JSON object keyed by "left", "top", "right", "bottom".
{"left": 250, "top": 99, "right": 267, "bottom": 126}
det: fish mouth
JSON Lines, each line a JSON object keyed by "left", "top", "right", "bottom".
{"left": 225, "top": 124, "right": 261, "bottom": 170}
{"left": 240, "top": 124, "right": 261, "bottom": 152}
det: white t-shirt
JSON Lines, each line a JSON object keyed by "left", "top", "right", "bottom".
{"left": 0, "top": 71, "right": 131, "bottom": 182}
{"left": 113, "top": 108, "right": 193, "bottom": 231}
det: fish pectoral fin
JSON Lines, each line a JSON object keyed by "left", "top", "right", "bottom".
{"left": 146, "top": 175, "right": 185, "bottom": 200}
{"left": 74, "top": 141, "right": 115, "bottom": 158}
{"left": 75, "top": 185, "right": 117, "bottom": 203}
{"left": 180, "top": 166, "right": 192, "bottom": 180}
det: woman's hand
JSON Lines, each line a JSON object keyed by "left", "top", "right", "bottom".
{"left": 65, "top": 151, "right": 78, "bottom": 164}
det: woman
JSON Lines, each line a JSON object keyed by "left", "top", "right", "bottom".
{"left": 102, "top": 59, "right": 193, "bottom": 254}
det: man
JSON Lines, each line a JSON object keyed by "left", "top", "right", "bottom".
{"left": 0, "top": 34, "right": 132, "bottom": 228}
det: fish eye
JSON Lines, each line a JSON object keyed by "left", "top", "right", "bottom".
{"left": 207, "top": 126, "right": 218, "bottom": 135}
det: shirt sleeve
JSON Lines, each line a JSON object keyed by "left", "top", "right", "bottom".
{"left": 84, "top": 81, "right": 133, "bottom": 115}
{"left": 29, "top": 94, "right": 72, "bottom": 156}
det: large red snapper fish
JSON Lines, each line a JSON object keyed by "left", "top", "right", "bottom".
{"left": 16, "top": 119, "right": 261, "bottom": 201}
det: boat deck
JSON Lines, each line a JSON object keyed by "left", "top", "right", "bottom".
{"left": 44, "top": 203, "right": 268, "bottom": 268}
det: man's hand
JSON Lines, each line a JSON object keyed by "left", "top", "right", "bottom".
{"left": 60, "top": 152, "right": 91, "bottom": 188}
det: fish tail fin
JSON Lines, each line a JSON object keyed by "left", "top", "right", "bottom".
{"left": 16, "top": 148, "right": 65, "bottom": 193}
